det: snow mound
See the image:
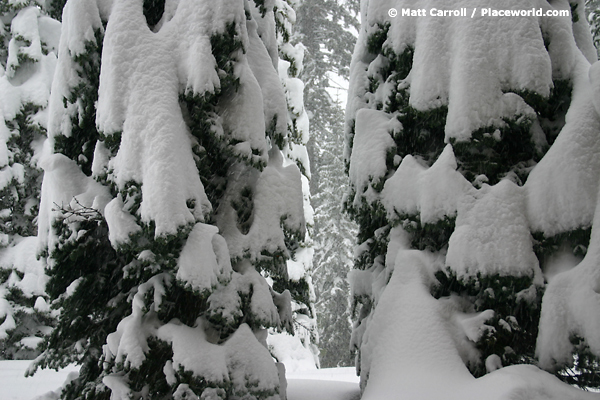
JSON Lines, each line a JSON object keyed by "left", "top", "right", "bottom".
{"left": 536, "top": 181, "right": 600, "bottom": 370}
{"left": 359, "top": 250, "right": 599, "bottom": 400}
{"left": 447, "top": 180, "right": 542, "bottom": 280}
{"left": 349, "top": 108, "right": 396, "bottom": 205}
{"left": 382, "top": 144, "right": 471, "bottom": 224}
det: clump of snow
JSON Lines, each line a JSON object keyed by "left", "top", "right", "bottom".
{"left": 0, "top": 296, "right": 16, "bottom": 340}
{"left": 268, "top": 331, "right": 318, "bottom": 373}
{"left": 286, "top": 246, "right": 313, "bottom": 281}
{"left": 37, "top": 153, "right": 112, "bottom": 255}
{"left": 457, "top": 309, "right": 495, "bottom": 344}
{"left": 348, "top": 108, "right": 396, "bottom": 205}
{"left": 34, "top": 296, "right": 50, "bottom": 312}
{"left": 358, "top": 249, "right": 600, "bottom": 400}
{"left": 536, "top": 181, "right": 600, "bottom": 370}
{"left": 225, "top": 323, "right": 281, "bottom": 395}
{"left": 0, "top": 237, "right": 48, "bottom": 297}
{"left": 526, "top": 55, "right": 600, "bottom": 236}
{"left": 104, "top": 196, "right": 142, "bottom": 248}
{"left": 102, "top": 374, "right": 132, "bottom": 400}
{"left": 382, "top": 144, "right": 472, "bottom": 223}
{"left": 6, "top": 7, "right": 43, "bottom": 77}
{"left": 0, "top": 4, "right": 59, "bottom": 193}
{"left": 447, "top": 180, "right": 542, "bottom": 281}
{"left": 97, "top": 0, "right": 213, "bottom": 236}
{"left": 219, "top": 148, "right": 305, "bottom": 261}
{"left": 45, "top": 0, "right": 103, "bottom": 144}
{"left": 247, "top": 17, "right": 288, "bottom": 141}
{"left": 176, "top": 223, "right": 232, "bottom": 292}
{"left": 157, "top": 318, "right": 229, "bottom": 383}
{"left": 157, "top": 320, "right": 281, "bottom": 397}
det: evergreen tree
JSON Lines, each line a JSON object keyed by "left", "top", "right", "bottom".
{"left": 295, "top": 0, "right": 359, "bottom": 368}
{"left": 32, "top": 1, "right": 310, "bottom": 399}
{"left": 0, "top": 0, "right": 60, "bottom": 360}
{"left": 266, "top": 0, "right": 320, "bottom": 371}
{"left": 587, "top": 0, "right": 600, "bottom": 55}
{"left": 346, "top": 0, "right": 600, "bottom": 397}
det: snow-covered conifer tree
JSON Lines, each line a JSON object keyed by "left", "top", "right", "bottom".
{"left": 267, "top": 0, "right": 321, "bottom": 372}
{"left": 346, "top": 0, "right": 600, "bottom": 397}
{"left": 587, "top": 0, "right": 600, "bottom": 55}
{"left": 33, "top": 0, "right": 309, "bottom": 399}
{"left": 0, "top": 0, "right": 60, "bottom": 360}
{"left": 296, "top": 0, "right": 359, "bottom": 368}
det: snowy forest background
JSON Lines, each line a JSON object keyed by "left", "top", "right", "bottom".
{"left": 1, "top": 0, "right": 600, "bottom": 399}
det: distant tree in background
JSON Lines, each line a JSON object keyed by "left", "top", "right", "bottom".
{"left": 267, "top": 0, "right": 320, "bottom": 372}
{"left": 295, "top": 0, "right": 359, "bottom": 368}
{"left": 587, "top": 0, "right": 600, "bottom": 55}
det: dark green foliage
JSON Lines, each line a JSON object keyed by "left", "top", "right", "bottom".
{"left": 571, "top": 1, "right": 580, "bottom": 23}
{"left": 450, "top": 78, "right": 572, "bottom": 186}
{"left": 143, "top": 0, "right": 165, "bottom": 29}
{"left": 0, "top": 0, "right": 37, "bottom": 15}
{"left": 397, "top": 215, "right": 455, "bottom": 252}
{"left": 42, "top": 215, "right": 134, "bottom": 370}
{"left": 232, "top": 186, "right": 254, "bottom": 235}
{"left": 366, "top": 23, "right": 390, "bottom": 56}
{"left": 0, "top": 268, "right": 10, "bottom": 283}
{"left": 54, "top": 29, "right": 104, "bottom": 176}
{"left": 588, "top": 0, "right": 600, "bottom": 57}
{"left": 182, "top": 97, "right": 231, "bottom": 212}
{"left": 346, "top": 199, "right": 388, "bottom": 272}
{"left": 532, "top": 228, "right": 591, "bottom": 270}
{"left": 210, "top": 22, "right": 244, "bottom": 91}
{"left": 174, "top": 367, "right": 217, "bottom": 398}
{"left": 0, "top": 292, "right": 54, "bottom": 360}
{"left": 451, "top": 118, "right": 537, "bottom": 186}
{"left": 274, "top": 277, "right": 311, "bottom": 313}
{"left": 515, "top": 80, "right": 572, "bottom": 146}
{"left": 558, "top": 336, "right": 600, "bottom": 389}
{"left": 391, "top": 97, "right": 447, "bottom": 165}
{"left": 157, "top": 284, "right": 209, "bottom": 328}
{"left": 267, "top": 114, "right": 285, "bottom": 150}
{"left": 1, "top": 103, "right": 45, "bottom": 238}
{"left": 59, "top": 348, "right": 111, "bottom": 400}
{"left": 126, "top": 338, "right": 174, "bottom": 395}
{"left": 46, "top": 0, "right": 68, "bottom": 21}
{"left": 433, "top": 269, "right": 543, "bottom": 377}
{"left": 381, "top": 45, "right": 413, "bottom": 83}
{"left": 346, "top": 198, "right": 387, "bottom": 248}
{"left": 253, "top": 0, "right": 267, "bottom": 17}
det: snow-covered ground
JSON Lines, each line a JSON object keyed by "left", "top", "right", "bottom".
{"left": 2, "top": 361, "right": 78, "bottom": 400}
{"left": 1, "top": 361, "right": 360, "bottom": 400}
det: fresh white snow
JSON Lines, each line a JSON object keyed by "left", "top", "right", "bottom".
{"left": 0, "top": 361, "right": 360, "bottom": 400}
{"left": 345, "top": 0, "right": 600, "bottom": 398}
